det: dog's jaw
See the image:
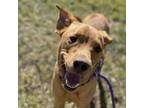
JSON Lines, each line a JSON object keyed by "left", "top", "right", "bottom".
{"left": 63, "top": 71, "right": 80, "bottom": 91}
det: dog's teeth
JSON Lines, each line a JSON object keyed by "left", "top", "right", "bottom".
{"left": 65, "top": 79, "right": 80, "bottom": 89}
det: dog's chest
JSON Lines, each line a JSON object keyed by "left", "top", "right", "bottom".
{"left": 65, "top": 92, "right": 80, "bottom": 103}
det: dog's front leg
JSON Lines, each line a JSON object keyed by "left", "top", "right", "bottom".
{"left": 76, "top": 101, "right": 92, "bottom": 108}
{"left": 77, "top": 104, "right": 90, "bottom": 108}
{"left": 54, "top": 98, "right": 65, "bottom": 108}
{"left": 52, "top": 72, "right": 65, "bottom": 108}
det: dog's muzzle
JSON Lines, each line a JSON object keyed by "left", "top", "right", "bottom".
{"left": 60, "top": 49, "right": 94, "bottom": 91}
{"left": 60, "top": 49, "right": 81, "bottom": 91}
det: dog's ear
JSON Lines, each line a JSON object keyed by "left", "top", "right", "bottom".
{"left": 99, "top": 31, "right": 112, "bottom": 46}
{"left": 55, "top": 5, "right": 80, "bottom": 36}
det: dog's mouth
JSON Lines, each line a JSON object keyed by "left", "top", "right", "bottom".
{"left": 60, "top": 51, "right": 81, "bottom": 91}
{"left": 64, "top": 71, "right": 80, "bottom": 91}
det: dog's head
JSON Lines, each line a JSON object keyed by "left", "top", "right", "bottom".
{"left": 55, "top": 5, "right": 112, "bottom": 91}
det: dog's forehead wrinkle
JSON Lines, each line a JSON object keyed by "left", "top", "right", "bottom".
{"left": 64, "top": 22, "right": 100, "bottom": 38}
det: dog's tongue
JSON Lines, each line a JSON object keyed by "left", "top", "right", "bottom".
{"left": 65, "top": 72, "right": 80, "bottom": 87}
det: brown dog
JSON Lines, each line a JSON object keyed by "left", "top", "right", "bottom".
{"left": 52, "top": 5, "right": 112, "bottom": 108}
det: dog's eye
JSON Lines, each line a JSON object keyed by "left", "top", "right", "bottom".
{"left": 68, "top": 36, "right": 77, "bottom": 44}
{"left": 93, "top": 46, "right": 102, "bottom": 53}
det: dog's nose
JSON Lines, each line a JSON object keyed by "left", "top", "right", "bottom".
{"left": 73, "top": 60, "right": 89, "bottom": 73}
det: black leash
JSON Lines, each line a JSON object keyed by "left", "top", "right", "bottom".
{"left": 95, "top": 58, "right": 116, "bottom": 108}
